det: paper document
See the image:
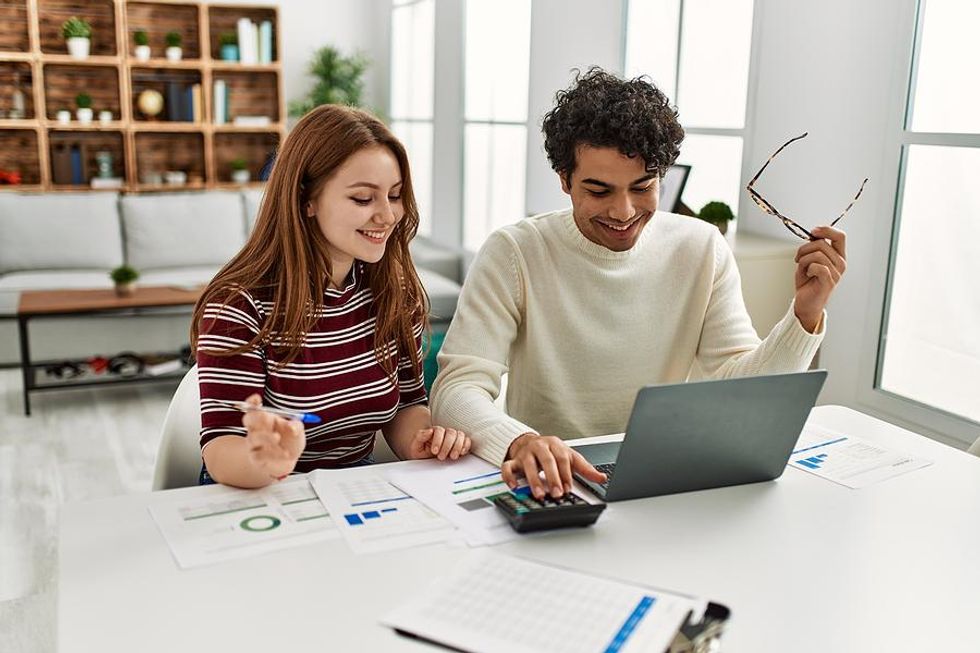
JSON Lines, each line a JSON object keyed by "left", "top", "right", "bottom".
{"left": 386, "top": 457, "right": 520, "bottom": 546}
{"left": 383, "top": 551, "right": 702, "bottom": 653}
{"left": 148, "top": 477, "right": 339, "bottom": 569}
{"left": 311, "top": 467, "right": 458, "bottom": 554}
{"left": 789, "top": 424, "right": 932, "bottom": 488}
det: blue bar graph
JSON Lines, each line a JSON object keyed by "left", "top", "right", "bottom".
{"left": 363, "top": 511, "right": 380, "bottom": 519}
{"left": 344, "top": 514, "right": 363, "bottom": 526}
{"left": 796, "top": 453, "right": 829, "bottom": 469}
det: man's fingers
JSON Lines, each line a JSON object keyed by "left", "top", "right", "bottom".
{"left": 811, "top": 226, "right": 846, "bottom": 259}
{"left": 798, "top": 252, "right": 841, "bottom": 282}
{"left": 501, "top": 460, "right": 519, "bottom": 489}
{"left": 806, "top": 262, "right": 834, "bottom": 284}
{"left": 796, "top": 239, "right": 845, "bottom": 274}
{"left": 572, "top": 450, "right": 607, "bottom": 483}
{"left": 520, "top": 454, "right": 546, "bottom": 499}
{"left": 537, "top": 450, "right": 565, "bottom": 498}
{"left": 553, "top": 447, "right": 574, "bottom": 493}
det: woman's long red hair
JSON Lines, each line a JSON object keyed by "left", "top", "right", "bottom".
{"left": 190, "top": 104, "right": 429, "bottom": 376}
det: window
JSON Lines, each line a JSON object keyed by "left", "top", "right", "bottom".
{"left": 390, "top": 0, "right": 435, "bottom": 236}
{"left": 625, "top": 0, "right": 755, "bottom": 213}
{"left": 462, "top": 0, "right": 531, "bottom": 251}
{"left": 877, "top": 0, "right": 980, "bottom": 425}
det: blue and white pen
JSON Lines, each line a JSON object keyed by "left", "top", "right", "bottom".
{"left": 214, "top": 400, "right": 322, "bottom": 424}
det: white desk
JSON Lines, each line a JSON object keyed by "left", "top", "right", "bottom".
{"left": 59, "top": 406, "right": 980, "bottom": 652}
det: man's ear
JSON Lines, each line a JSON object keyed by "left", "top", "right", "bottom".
{"left": 559, "top": 173, "right": 572, "bottom": 195}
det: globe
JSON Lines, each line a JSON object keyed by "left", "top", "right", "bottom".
{"left": 137, "top": 89, "right": 164, "bottom": 118}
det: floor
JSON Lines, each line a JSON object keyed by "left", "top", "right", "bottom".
{"left": 0, "top": 370, "right": 178, "bottom": 652}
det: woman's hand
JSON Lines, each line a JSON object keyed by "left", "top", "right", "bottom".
{"left": 405, "top": 426, "right": 471, "bottom": 461}
{"left": 241, "top": 394, "right": 306, "bottom": 480}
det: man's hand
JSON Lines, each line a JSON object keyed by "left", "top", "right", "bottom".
{"left": 241, "top": 394, "right": 305, "bottom": 480}
{"left": 501, "top": 433, "right": 607, "bottom": 499}
{"left": 794, "top": 226, "right": 846, "bottom": 332}
{"left": 405, "top": 426, "right": 471, "bottom": 461}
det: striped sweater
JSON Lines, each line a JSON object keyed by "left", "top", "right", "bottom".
{"left": 196, "top": 263, "right": 427, "bottom": 471}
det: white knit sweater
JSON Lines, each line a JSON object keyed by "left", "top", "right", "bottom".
{"left": 431, "top": 209, "right": 825, "bottom": 466}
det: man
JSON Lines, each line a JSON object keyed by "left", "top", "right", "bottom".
{"left": 431, "top": 68, "right": 846, "bottom": 500}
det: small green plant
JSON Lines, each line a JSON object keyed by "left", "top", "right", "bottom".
{"left": 697, "top": 201, "right": 735, "bottom": 225}
{"left": 61, "top": 16, "right": 92, "bottom": 40}
{"left": 218, "top": 32, "right": 237, "bottom": 47}
{"left": 110, "top": 265, "right": 139, "bottom": 284}
{"left": 133, "top": 30, "right": 149, "bottom": 46}
{"left": 165, "top": 31, "right": 182, "bottom": 48}
{"left": 230, "top": 157, "right": 248, "bottom": 171}
{"left": 75, "top": 92, "right": 92, "bottom": 109}
{"left": 288, "top": 46, "right": 369, "bottom": 117}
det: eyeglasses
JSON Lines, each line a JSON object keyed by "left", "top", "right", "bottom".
{"left": 746, "top": 132, "right": 868, "bottom": 241}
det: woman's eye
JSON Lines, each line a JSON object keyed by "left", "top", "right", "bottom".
{"left": 352, "top": 197, "right": 372, "bottom": 205}
{"left": 388, "top": 195, "right": 402, "bottom": 202}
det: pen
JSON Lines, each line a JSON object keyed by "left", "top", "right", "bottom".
{"left": 214, "top": 400, "right": 322, "bottom": 424}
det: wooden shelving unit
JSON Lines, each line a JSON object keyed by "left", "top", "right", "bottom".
{"left": 0, "top": 0, "right": 284, "bottom": 192}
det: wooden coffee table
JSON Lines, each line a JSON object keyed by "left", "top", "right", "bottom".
{"left": 16, "top": 286, "right": 203, "bottom": 415}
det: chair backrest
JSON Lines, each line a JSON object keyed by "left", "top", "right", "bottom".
{"left": 152, "top": 365, "right": 203, "bottom": 491}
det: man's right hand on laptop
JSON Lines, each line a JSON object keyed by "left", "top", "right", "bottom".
{"left": 502, "top": 433, "right": 607, "bottom": 499}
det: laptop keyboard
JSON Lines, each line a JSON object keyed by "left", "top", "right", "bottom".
{"left": 594, "top": 462, "right": 616, "bottom": 490}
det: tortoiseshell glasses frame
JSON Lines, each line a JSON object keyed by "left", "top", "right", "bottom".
{"left": 746, "top": 132, "right": 868, "bottom": 241}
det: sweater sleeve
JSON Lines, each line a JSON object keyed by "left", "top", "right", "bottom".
{"left": 430, "top": 231, "right": 536, "bottom": 466}
{"left": 196, "top": 288, "right": 267, "bottom": 451}
{"left": 696, "top": 231, "right": 825, "bottom": 378}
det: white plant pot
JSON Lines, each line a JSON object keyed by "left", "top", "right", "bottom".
{"left": 165, "top": 46, "right": 182, "bottom": 62}
{"left": 56, "top": 110, "right": 71, "bottom": 125}
{"left": 134, "top": 45, "right": 151, "bottom": 61}
{"left": 67, "top": 37, "right": 90, "bottom": 60}
{"left": 99, "top": 110, "right": 113, "bottom": 125}
{"left": 76, "top": 108, "right": 93, "bottom": 124}
{"left": 231, "top": 169, "right": 251, "bottom": 184}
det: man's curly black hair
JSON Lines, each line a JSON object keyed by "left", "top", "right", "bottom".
{"left": 542, "top": 67, "right": 684, "bottom": 180}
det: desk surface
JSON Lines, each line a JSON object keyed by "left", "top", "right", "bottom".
{"left": 59, "top": 406, "right": 980, "bottom": 653}
{"left": 18, "top": 286, "right": 202, "bottom": 316}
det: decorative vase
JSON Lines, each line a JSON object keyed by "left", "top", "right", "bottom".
{"left": 134, "top": 44, "right": 151, "bottom": 61}
{"left": 56, "top": 110, "right": 71, "bottom": 125}
{"left": 67, "top": 37, "right": 90, "bottom": 60}
{"left": 98, "top": 110, "right": 113, "bottom": 125}
{"left": 165, "top": 46, "right": 182, "bottom": 62}
{"left": 76, "top": 107, "right": 93, "bottom": 124}
{"left": 114, "top": 282, "right": 136, "bottom": 297}
{"left": 220, "top": 44, "right": 239, "bottom": 62}
{"left": 231, "top": 169, "right": 250, "bottom": 184}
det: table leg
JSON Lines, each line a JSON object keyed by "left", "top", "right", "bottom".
{"left": 17, "top": 316, "right": 31, "bottom": 416}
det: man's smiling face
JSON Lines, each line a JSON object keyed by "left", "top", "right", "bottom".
{"left": 561, "top": 145, "right": 660, "bottom": 252}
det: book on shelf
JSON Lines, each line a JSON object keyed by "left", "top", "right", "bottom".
{"left": 51, "top": 143, "right": 73, "bottom": 185}
{"left": 69, "top": 145, "right": 84, "bottom": 185}
{"left": 166, "top": 81, "right": 182, "bottom": 121}
{"left": 237, "top": 18, "right": 257, "bottom": 65}
{"left": 213, "top": 79, "right": 227, "bottom": 125}
{"left": 191, "top": 84, "right": 202, "bottom": 123}
{"left": 232, "top": 115, "right": 271, "bottom": 127}
{"left": 259, "top": 20, "right": 273, "bottom": 64}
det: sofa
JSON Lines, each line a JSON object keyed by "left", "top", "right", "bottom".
{"left": 0, "top": 190, "right": 463, "bottom": 365}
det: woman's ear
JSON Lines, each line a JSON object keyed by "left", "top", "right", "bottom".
{"left": 306, "top": 202, "right": 315, "bottom": 218}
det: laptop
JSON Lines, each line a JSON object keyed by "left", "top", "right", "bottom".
{"left": 573, "top": 371, "right": 827, "bottom": 501}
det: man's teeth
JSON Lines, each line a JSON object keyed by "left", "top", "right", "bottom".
{"left": 602, "top": 222, "right": 632, "bottom": 231}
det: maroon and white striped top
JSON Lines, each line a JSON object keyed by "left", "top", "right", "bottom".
{"left": 196, "top": 263, "right": 427, "bottom": 472}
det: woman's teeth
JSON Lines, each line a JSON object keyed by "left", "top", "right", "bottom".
{"left": 358, "top": 229, "right": 386, "bottom": 240}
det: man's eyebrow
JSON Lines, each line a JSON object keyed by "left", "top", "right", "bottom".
{"left": 581, "top": 174, "right": 657, "bottom": 188}
{"left": 631, "top": 174, "right": 657, "bottom": 186}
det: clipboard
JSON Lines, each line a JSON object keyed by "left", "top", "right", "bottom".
{"left": 382, "top": 551, "right": 731, "bottom": 653}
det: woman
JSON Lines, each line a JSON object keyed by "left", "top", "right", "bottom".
{"left": 190, "top": 105, "right": 470, "bottom": 488}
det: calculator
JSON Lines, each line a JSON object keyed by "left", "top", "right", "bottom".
{"left": 489, "top": 487, "right": 606, "bottom": 533}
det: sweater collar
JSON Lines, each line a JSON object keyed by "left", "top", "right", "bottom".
{"left": 558, "top": 209, "right": 652, "bottom": 261}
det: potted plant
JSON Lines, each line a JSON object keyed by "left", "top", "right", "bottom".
{"left": 133, "top": 29, "right": 150, "bottom": 61}
{"left": 62, "top": 16, "right": 92, "bottom": 60}
{"left": 110, "top": 265, "right": 139, "bottom": 297}
{"left": 288, "top": 46, "right": 369, "bottom": 116}
{"left": 218, "top": 32, "right": 238, "bottom": 62}
{"left": 230, "top": 157, "right": 250, "bottom": 184}
{"left": 165, "top": 31, "right": 182, "bottom": 61}
{"left": 56, "top": 107, "right": 71, "bottom": 124}
{"left": 75, "top": 92, "right": 93, "bottom": 124}
{"left": 697, "top": 200, "right": 736, "bottom": 235}
{"left": 98, "top": 109, "right": 113, "bottom": 124}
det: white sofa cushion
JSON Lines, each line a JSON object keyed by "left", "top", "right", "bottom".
{"left": 242, "top": 187, "right": 266, "bottom": 232}
{"left": 418, "top": 268, "right": 461, "bottom": 321}
{"left": 120, "top": 192, "right": 246, "bottom": 270}
{"left": 139, "top": 265, "right": 222, "bottom": 288}
{"left": 0, "top": 193, "right": 123, "bottom": 274}
{"left": 0, "top": 270, "right": 114, "bottom": 291}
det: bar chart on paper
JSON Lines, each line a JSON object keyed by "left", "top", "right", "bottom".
{"left": 311, "top": 469, "right": 458, "bottom": 554}
{"left": 789, "top": 426, "right": 931, "bottom": 488}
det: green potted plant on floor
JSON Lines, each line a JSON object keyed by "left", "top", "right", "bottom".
{"left": 697, "top": 200, "right": 736, "bottom": 235}
{"left": 75, "top": 92, "right": 93, "bottom": 125}
{"left": 230, "top": 157, "right": 250, "bottom": 184}
{"left": 288, "top": 46, "right": 369, "bottom": 117}
{"left": 110, "top": 265, "right": 139, "bottom": 297}
{"left": 62, "top": 16, "right": 92, "bottom": 60}
{"left": 133, "top": 29, "right": 150, "bottom": 61}
{"left": 165, "top": 31, "right": 182, "bottom": 61}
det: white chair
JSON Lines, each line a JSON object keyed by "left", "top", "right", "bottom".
{"left": 151, "top": 365, "right": 400, "bottom": 491}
